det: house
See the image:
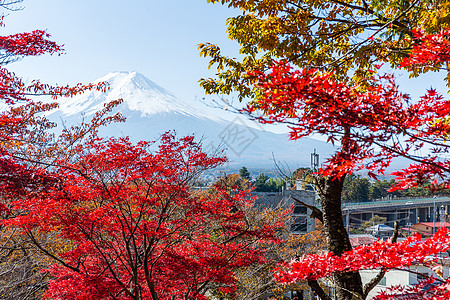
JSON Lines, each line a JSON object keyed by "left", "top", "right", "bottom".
{"left": 411, "top": 222, "right": 450, "bottom": 235}
{"left": 253, "top": 190, "right": 316, "bottom": 234}
{"left": 361, "top": 258, "right": 450, "bottom": 299}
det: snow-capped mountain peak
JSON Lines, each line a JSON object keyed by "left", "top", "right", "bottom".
{"left": 41, "top": 71, "right": 339, "bottom": 170}
{"left": 95, "top": 71, "right": 174, "bottom": 97}
{"left": 48, "top": 71, "right": 208, "bottom": 119}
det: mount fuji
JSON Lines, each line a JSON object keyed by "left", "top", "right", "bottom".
{"left": 45, "top": 71, "right": 336, "bottom": 171}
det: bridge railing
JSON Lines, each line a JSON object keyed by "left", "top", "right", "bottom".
{"left": 341, "top": 196, "right": 450, "bottom": 210}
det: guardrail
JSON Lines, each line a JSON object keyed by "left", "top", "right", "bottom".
{"left": 341, "top": 196, "right": 450, "bottom": 211}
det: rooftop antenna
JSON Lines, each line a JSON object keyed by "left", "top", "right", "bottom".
{"left": 311, "top": 149, "right": 319, "bottom": 172}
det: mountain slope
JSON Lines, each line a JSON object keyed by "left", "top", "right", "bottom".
{"left": 47, "top": 71, "right": 220, "bottom": 120}
{"left": 46, "top": 71, "right": 336, "bottom": 170}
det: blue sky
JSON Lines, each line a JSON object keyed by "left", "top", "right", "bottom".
{"left": 4, "top": 0, "right": 240, "bottom": 102}
{"left": 3, "top": 0, "right": 448, "bottom": 103}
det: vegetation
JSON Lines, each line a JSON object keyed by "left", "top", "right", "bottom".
{"left": 239, "top": 166, "right": 251, "bottom": 181}
{"left": 0, "top": 8, "right": 281, "bottom": 300}
{"left": 202, "top": 1, "right": 450, "bottom": 299}
{"left": 241, "top": 31, "right": 450, "bottom": 299}
{"left": 3, "top": 0, "right": 450, "bottom": 299}
{"left": 215, "top": 173, "right": 327, "bottom": 299}
{"left": 253, "top": 173, "right": 285, "bottom": 192}
{"left": 200, "top": 0, "right": 450, "bottom": 102}
{"left": 12, "top": 134, "right": 281, "bottom": 300}
{"left": 362, "top": 215, "right": 388, "bottom": 229}
{"left": 342, "top": 174, "right": 371, "bottom": 203}
{"left": 343, "top": 176, "right": 436, "bottom": 203}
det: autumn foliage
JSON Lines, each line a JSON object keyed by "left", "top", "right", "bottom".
{"left": 0, "top": 17, "right": 116, "bottom": 205}
{"left": 276, "top": 229, "right": 450, "bottom": 299}
{"left": 277, "top": 229, "right": 450, "bottom": 282}
{"left": 400, "top": 28, "right": 450, "bottom": 72}
{"left": 0, "top": 22, "right": 281, "bottom": 297}
{"left": 1, "top": 133, "right": 278, "bottom": 299}
{"left": 0, "top": 9, "right": 287, "bottom": 300}
{"left": 246, "top": 29, "right": 450, "bottom": 189}
{"left": 242, "top": 27, "right": 450, "bottom": 299}
{"left": 6, "top": 1, "right": 450, "bottom": 299}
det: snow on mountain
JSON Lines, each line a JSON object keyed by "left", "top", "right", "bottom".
{"left": 45, "top": 71, "right": 337, "bottom": 170}
{"left": 47, "top": 71, "right": 223, "bottom": 122}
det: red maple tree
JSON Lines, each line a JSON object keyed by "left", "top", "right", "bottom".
{"left": 5, "top": 133, "right": 280, "bottom": 300}
{"left": 244, "top": 28, "right": 450, "bottom": 299}
{"left": 0, "top": 12, "right": 116, "bottom": 197}
{"left": 0, "top": 12, "right": 282, "bottom": 299}
{"left": 276, "top": 229, "right": 450, "bottom": 299}
{"left": 0, "top": 8, "right": 124, "bottom": 298}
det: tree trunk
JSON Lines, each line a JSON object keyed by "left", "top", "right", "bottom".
{"left": 315, "top": 175, "right": 363, "bottom": 300}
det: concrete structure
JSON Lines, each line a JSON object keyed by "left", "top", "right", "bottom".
{"left": 342, "top": 196, "right": 450, "bottom": 229}
{"left": 253, "top": 190, "right": 316, "bottom": 234}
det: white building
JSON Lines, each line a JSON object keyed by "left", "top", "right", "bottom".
{"left": 361, "top": 260, "right": 450, "bottom": 299}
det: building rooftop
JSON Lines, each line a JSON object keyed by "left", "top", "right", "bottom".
{"left": 415, "top": 222, "right": 450, "bottom": 228}
{"left": 349, "top": 234, "right": 376, "bottom": 247}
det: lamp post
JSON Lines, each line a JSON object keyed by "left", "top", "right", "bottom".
{"left": 433, "top": 196, "right": 436, "bottom": 233}
{"left": 408, "top": 208, "right": 411, "bottom": 236}
{"left": 406, "top": 202, "right": 412, "bottom": 236}
{"left": 440, "top": 205, "right": 446, "bottom": 228}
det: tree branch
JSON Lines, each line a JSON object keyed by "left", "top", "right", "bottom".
{"left": 308, "top": 279, "right": 332, "bottom": 300}
{"left": 291, "top": 196, "right": 323, "bottom": 223}
{"left": 362, "top": 221, "right": 399, "bottom": 299}
{"left": 26, "top": 231, "right": 80, "bottom": 273}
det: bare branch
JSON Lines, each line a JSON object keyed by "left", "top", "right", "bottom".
{"left": 26, "top": 231, "right": 80, "bottom": 273}
{"left": 362, "top": 221, "right": 399, "bottom": 299}
{"left": 271, "top": 152, "right": 292, "bottom": 181}
{"left": 291, "top": 196, "right": 323, "bottom": 223}
{"left": 308, "top": 279, "right": 333, "bottom": 300}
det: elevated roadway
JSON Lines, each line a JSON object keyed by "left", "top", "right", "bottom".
{"left": 341, "top": 196, "right": 450, "bottom": 228}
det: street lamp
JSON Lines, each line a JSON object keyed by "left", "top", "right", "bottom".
{"left": 440, "top": 205, "right": 446, "bottom": 228}
{"left": 433, "top": 196, "right": 436, "bottom": 233}
{"left": 406, "top": 202, "right": 412, "bottom": 236}
{"left": 408, "top": 208, "right": 411, "bottom": 236}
